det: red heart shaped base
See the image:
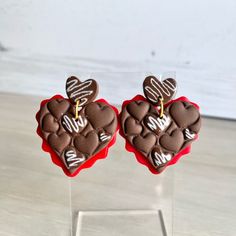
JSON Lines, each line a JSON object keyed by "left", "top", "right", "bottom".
{"left": 36, "top": 95, "right": 119, "bottom": 177}
{"left": 119, "top": 95, "right": 200, "bottom": 174}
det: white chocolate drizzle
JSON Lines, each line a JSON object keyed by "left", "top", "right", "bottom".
{"left": 146, "top": 114, "right": 171, "bottom": 132}
{"left": 65, "top": 150, "right": 85, "bottom": 168}
{"left": 67, "top": 78, "right": 94, "bottom": 109}
{"left": 62, "top": 114, "right": 87, "bottom": 133}
{"left": 184, "top": 128, "right": 195, "bottom": 140}
{"left": 152, "top": 151, "right": 172, "bottom": 166}
{"left": 145, "top": 77, "right": 176, "bottom": 103}
{"left": 99, "top": 132, "right": 111, "bottom": 142}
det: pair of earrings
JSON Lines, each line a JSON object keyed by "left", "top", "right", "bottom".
{"left": 36, "top": 75, "right": 201, "bottom": 177}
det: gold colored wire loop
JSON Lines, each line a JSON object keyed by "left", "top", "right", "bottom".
{"left": 159, "top": 96, "right": 164, "bottom": 118}
{"left": 75, "top": 100, "right": 80, "bottom": 120}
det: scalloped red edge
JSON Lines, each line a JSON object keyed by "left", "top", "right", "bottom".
{"left": 36, "top": 95, "right": 119, "bottom": 177}
{"left": 119, "top": 95, "right": 200, "bottom": 174}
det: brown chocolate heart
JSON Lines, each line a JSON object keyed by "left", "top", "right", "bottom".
{"left": 169, "top": 101, "right": 199, "bottom": 128}
{"left": 48, "top": 133, "right": 71, "bottom": 154}
{"left": 133, "top": 133, "right": 156, "bottom": 154}
{"left": 42, "top": 114, "right": 59, "bottom": 132}
{"left": 61, "top": 113, "right": 87, "bottom": 134}
{"left": 63, "top": 147, "right": 86, "bottom": 170}
{"left": 159, "top": 130, "right": 184, "bottom": 152}
{"left": 47, "top": 99, "right": 70, "bottom": 119}
{"left": 39, "top": 98, "right": 117, "bottom": 174}
{"left": 120, "top": 99, "right": 201, "bottom": 172}
{"left": 143, "top": 76, "right": 177, "bottom": 105}
{"left": 66, "top": 76, "right": 98, "bottom": 105}
{"left": 189, "top": 118, "right": 201, "bottom": 133}
{"left": 74, "top": 131, "right": 99, "bottom": 155}
{"left": 124, "top": 117, "right": 142, "bottom": 135}
{"left": 126, "top": 101, "right": 150, "bottom": 121}
{"left": 85, "top": 102, "right": 115, "bottom": 129}
{"left": 150, "top": 147, "right": 173, "bottom": 168}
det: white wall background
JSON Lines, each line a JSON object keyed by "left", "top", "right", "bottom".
{"left": 0, "top": 0, "right": 236, "bottom": 118}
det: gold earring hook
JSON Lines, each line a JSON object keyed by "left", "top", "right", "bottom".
{"left": 75, "top": 100, "right": 80, "bottom": 120}
{"left": 159, "top": 96, "right": 164, "bottom": 118}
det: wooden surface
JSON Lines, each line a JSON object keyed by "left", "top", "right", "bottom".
{"left": 0, "top": 92, "right": 235, "bottom": 236}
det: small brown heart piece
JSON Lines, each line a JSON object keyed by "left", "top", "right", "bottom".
{"left": 133, "top": 133, "right": 156, "bottom": 154}
{"left": 159, "top": 130, "right": 184, "bottom": 153}
{"left": 74, "top": 131, "right": 99, "bottom": 155}
{"left": 169, "top": 101, "right": 200, "bottom": 128}
{"left": 48, "top": 133, "right": 71, "bottom": 154}
{"left": 85, "top": 102, "right": 116, "bottom": 129}
{"left": 124, "top": 117, "right": 142, "bottom": 135}
{"left": 144, "top": 113, "right": 171, "bottom": 135}
{"left": 42, "top": 114, "right": 59, "bottom": 133}
{"left": 66, "top": 76, "right": 98, "bottom": 106}
{"left": 143, "top": 75, "right": 177, "bottom": 105}
{"left": 150, "top": 147, "right": 173, "bottom": 169}
{"left": 47, "top": 99, "right": 70, "bottom": 120}
{"left": 63, "top": 147, "right": 86, "bottom": 170}
{"left": 126, "top": 101, "right": 150, "bottom": 121}
{"left": 61, "top": 113, "right": 88, "bottom": 134}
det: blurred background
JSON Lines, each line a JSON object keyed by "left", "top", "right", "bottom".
{"left": 0, "top": 1, "right": 236, "bottom": 236}
{"left": 1, "top": 0, "right": 236, "bottom": 118}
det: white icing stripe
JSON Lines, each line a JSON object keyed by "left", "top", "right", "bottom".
{"left": 62, "top": 115, "right": 87, "bottom": 133}
{"left": 147, "top": 114, "right": 171, "bottom": 132}
{"left": 99, "top": 133, "right": 111, "bottom": 142}
{"left": 164, "top": 79, "right": 176, "bottom": 90}
{"left": 145, "top": 78, "right": 176, "bottom": 102}
{"left": 145, "top": 86, "right": 159, "bottom": 103}
{"left": 186, "top": 132, "right": 192, "bottom": 139}
{"left": 101, "top": 136, "right": 110, "bottom": 141}
{"left": 67, "top": 78, "right": 94, "bottom": 106}
{"left": 153, "top": 152, "right": 172, "bottom": 166}
{"left": 154, "top": 81, "right": 172, "bottom": 96}
{"left": 77, "top": 115, "right": 87, "bottom": 128}
{"left": 62, "top": 115, "right": 79, "bottom": 133}
{"left": 184, "top": 128, "right": 195, "bottom": 140}
{"left": 65, "top": 150, "right": 85, "bottom": 167}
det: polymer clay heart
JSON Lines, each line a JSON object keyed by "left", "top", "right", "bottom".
{"left": 36, "top": 76, "right": 118, "bottom": 177}
{"left": 120, "top": 75, "right": 201, "bottom": 174}
{"left": 120, "top": 96, "right": 201, "bottom": 173}
{"left": 143, "top": 75, "right": 177, "bottom": 105}
{"left": 66, "top": 76, "right": 98, "bottom": 107}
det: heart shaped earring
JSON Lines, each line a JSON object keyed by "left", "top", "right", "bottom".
{"left": 119, "top": 75, "right": 201, "bottom": 174}
{"left": 36, "top": 76, "right": 119, "bottom": 177}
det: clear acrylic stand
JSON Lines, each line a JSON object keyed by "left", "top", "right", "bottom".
{"left": 68, "top": 137, "right": 174, "bottom": 236}
{"left": 67, "top": 72, "right": 175, "bottom": 236}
